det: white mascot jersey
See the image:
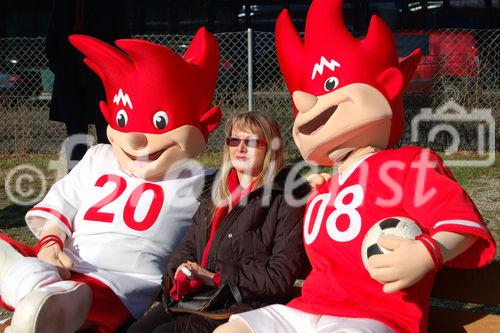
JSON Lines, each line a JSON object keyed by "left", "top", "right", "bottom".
{"left": 25, "top": 144, "right": 212, "bottom": 317}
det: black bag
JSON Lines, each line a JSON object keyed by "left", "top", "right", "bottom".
{"left": 164, "top": 280, "right": 243, "bottom": 320}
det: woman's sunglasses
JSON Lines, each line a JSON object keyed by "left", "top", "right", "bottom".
{"left": 226, "top": 137, "right": 266, "bottom": 148}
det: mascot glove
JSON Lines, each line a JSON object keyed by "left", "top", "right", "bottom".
{"left": 306, "top": 173, "right": 332, "bottom": 189}
{"left": 367, "top": 235, "right": 434, "bottom": 293}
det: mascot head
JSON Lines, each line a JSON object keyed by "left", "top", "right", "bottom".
{"left": 69, "top": 27, "right": 221, "bottom": 179}
{"left": 276, "top": 0, "right": 421, "bottom": 165}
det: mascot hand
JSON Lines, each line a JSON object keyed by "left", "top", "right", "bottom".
{"left": 37, "top": 243, "right": 74, "bottom": 280}
{"left": 367, "top": 235, "right": 434, "bottom": 293}
{"left": 307, "top": 173, "right": 331, "bottom": 188}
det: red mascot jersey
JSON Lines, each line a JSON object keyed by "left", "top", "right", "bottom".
{"left": 289, "top": 146, "right": 495, "bottom": 333}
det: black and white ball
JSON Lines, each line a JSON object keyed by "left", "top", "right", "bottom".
{"left": 361, "top": 217, "right": 422, "bottom": 270}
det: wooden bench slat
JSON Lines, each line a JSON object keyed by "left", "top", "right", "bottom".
{"left": 431, "top": 265, "right": 500, "bottom": 306}
{"left": 429, "top": 307, "right": 500, "bottom": 333}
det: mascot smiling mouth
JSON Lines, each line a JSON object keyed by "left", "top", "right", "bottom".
{"left": 121, "top": 143, "right": 176, "bottom": 162}
{"left": 297, "top": 105, "right": 337, "bottom": 136}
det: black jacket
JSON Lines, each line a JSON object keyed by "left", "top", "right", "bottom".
{"left": 165, "top": 166, "right": 311, "bottom": 332}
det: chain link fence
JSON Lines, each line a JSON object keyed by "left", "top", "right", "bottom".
{"left": 0, "top": 29, "right": 498, "bottom": 153}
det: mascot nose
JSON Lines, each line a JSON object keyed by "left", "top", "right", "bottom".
{"left": 127, "top": 133, "right": 148, "bottom": 150}
{"left": 293, "top": 91, "right": 318, "bottom": 113}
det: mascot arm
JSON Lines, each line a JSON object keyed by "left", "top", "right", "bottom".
{"left": 400, "top": 149, "right": 495, "bottom": 269}
{"left": 36, "top": 220, "right": 74, "bottom": 279}
{"left": 38, "top": 220, "right": 68, "bottom": 242}
{"left": 368, "top": 232, "right": 478, "bottom": 293}
{"left": 25, "top": 147, "right": 96, "bottom": 238}
{"left": 433, "top": 231, "right": 479, "bottom": 263}
{"left": 368, "top": 149, "right": 491, "bottom": 294}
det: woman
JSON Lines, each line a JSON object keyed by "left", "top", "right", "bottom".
{"left": 128, "top": 111, "right": 311, "bottom": 333}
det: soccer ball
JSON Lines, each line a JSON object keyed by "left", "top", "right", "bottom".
{"left": 361, "top": 217, "right": 422, "bottom": 270}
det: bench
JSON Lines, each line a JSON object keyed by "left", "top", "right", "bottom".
{"left": 428, "top": 261, "right": 500, "bottom": 333}
{"left": 294, "top": 260, "right": 500, "bottom": 333}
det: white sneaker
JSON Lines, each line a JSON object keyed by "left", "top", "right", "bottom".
{"left": 0, "top": 240, "right": 23, "bottom": 281}
{"left": 7, "top": 281, "right": 92, "bottom": 333}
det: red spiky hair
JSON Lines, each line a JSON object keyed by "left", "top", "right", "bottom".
{"left": 276, "top": 0, "right": 421, "bottom": 147}
{"left": 69, "top": 27, "right": 221, "bottom": 141}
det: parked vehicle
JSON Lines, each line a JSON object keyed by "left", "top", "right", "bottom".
{"left": 0, "top": 37, "right": 53, "bottom": 105}
{"left": 396, "top": 31, "right": 479, "bottom": 96}
{"left": 0, "top": 58, "right": 43, "bottom": 100}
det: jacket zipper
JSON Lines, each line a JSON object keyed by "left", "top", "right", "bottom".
{"left": 205, "top": 203, "right": 245, "bottom": 271}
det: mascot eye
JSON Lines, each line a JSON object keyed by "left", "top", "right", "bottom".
{"left": 153, "top": 111, "right": 169, "bottom": 130}
{"left": 324, "top": 76, "right": 339, "bottom": 92}
{"left": 116, "top": 110, "right": 128, "bottom": 127}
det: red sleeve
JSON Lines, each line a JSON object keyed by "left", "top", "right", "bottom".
{"left": 402, "top": 149, "right": 496, "bottom": 268}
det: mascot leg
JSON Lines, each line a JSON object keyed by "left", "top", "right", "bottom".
{"left": 0, "top": 238, "right": 92, "bottom": 333}
{"left": 7, "top": 281, "right": 91, "bottom": 333}
{"left": 71, "top": 273, "right": 133, "bottom": 333}
{"left": 214, "top": 319, "right": 253, "bottom": 333}
{"left": 0, "top": 240, "right": 24, "bottom": 281}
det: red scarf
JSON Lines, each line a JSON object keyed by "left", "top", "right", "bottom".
{"left": 201, "top": 168, "right": 257, "bottom": 267}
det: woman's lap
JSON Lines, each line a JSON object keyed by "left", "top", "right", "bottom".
{"left": 128, "top": 303, "right": 226, "bottom": 333}
{"left": 127, "top": 303, "right": 173, "bottom": 333}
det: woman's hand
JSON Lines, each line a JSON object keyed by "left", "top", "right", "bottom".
{"left": 176, "top": 261, "right": 216, "bottom": 287}
{"left": 171, "top": 261, "right": 206, "bottom": 300}
{"left": 174, "top": 261, "right": 195, "bottom": 279}
{"left": 367, "top": 235, "right": 434, "bottom": 293}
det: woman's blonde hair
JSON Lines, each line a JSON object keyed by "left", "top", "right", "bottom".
{"left": 211, "top": 111, "right": 284, "bottom": 211}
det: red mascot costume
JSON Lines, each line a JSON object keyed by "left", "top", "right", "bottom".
{"left": 0, "top": 27, "right": 221, "bottom": 333}
{"left": 215, "top": 1, "right": 495, "bottom": 333}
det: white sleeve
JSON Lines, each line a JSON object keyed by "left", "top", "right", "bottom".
{"left": 25, "top": 147, "right": 95, "bottom": 238}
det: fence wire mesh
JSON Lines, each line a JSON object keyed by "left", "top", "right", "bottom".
{"left": 0, "top": 30, "right": 498, "bottom": 154}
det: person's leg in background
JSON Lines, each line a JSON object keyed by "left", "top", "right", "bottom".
{"left": 64, "top": 111, "right": 108, "bottom": 172}
{"left": 82, "top": 62, "right": 109, "bottom": 146}
{"left": 94, "top": 111, "right": 109, "bottom": 144}
{"left": 64, "top": 120, "right": 89, "bottom": 172}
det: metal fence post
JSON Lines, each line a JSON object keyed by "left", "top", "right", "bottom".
{"left": 247, "top": 28, "right": 253, "bottom": 111}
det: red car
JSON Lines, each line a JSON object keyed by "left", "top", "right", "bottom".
{"left": 396, "top": 31, "right": 479, "bottom": 95}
